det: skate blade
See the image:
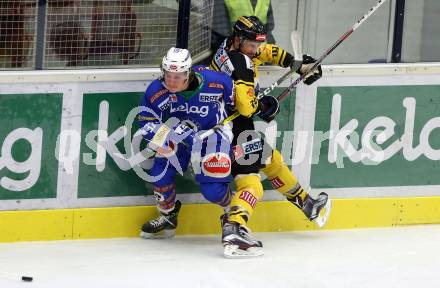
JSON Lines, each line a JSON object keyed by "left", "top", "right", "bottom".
{"left": 140, "top": 229, "right": 176, "bottom": 239}
{"left": 223, "top": 245, "right": 264, "bottom": 259}
{"left": 314, "top": 198, "right": 332, "bottom": 228}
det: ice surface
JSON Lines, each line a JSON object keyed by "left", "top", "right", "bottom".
{"left": 0, "top": 225, "right": 439, "bottom": 288}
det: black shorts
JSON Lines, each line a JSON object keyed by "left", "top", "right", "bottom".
{"left": 231, "top": 115, "right": 273, "bottom": 177}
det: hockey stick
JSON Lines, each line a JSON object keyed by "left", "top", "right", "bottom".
{"left": 277, "top": 0, "right": 389, "bottom": 102}
{"left": 200, "top": 0, "right": 388, "bottom": 139}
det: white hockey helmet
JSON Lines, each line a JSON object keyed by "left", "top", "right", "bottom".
{"left": 161, "top": 47, "right": 192, "bottom": 75}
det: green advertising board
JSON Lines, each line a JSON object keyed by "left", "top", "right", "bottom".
{"left": 0, "top": 93, "right": 62, "bottom": 199}
{"left": 311, "top": 85, "right": 440, "bottom": 188}
{"left": 79, "top": 92, "right": 149, "bottom": 198}
{"left": 78, "top": 92, "right": 200, "bottom": 198}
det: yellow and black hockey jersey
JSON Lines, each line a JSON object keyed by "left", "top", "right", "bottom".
{"left": 210, "top": 37, "right": 293, "bottom": 117}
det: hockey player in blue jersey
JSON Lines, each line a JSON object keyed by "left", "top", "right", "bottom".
{"left": 137, "top": 47, "right": 240, "bottom": 242}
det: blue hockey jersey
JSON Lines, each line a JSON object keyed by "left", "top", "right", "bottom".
{"left": 138, "top": 69, "right": 235, "bottom": 142}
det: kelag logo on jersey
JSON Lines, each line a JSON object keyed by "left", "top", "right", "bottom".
{"left": 170, "top": 103, "right": 209, "bottom": 117}
{"left": 199, "top": 93, "right": 221, "bottom": 102}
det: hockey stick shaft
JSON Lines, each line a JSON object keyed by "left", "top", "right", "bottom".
{"left": 277, "top": 0, "right": 389, "bottom": 102}
{"left": 200, "top": 0, "right": 388, "bottom": 140}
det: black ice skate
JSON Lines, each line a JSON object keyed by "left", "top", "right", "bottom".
{"left": 222, "top": 221, "right": 263, "bottom": 258}
{"left": 288, "top": 192, "right": 332, "bottom": 228}
{"left": 140, "top": 200, "right": 181, "bottom": 239}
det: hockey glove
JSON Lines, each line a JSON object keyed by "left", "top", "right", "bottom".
{"left": 296, "top": 54, "right": 322, "bottom": 85}
{"left": 256, "top": 95, "right": 280, "bottom": 123}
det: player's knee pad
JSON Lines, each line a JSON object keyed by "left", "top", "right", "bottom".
{"left": 150, "top": 158, "right": 178, "bottom": 187}
{"left": 261, "top": 149, "right": 299, "bottom": 194}
{"left": 200, "top": 182, "right": 231, "bottom": 207}
{"left": 228, "top": 174, "right": 263, "bottom": 225}
{"left": 153, "top": 184, "right": 176, "bottom": 213}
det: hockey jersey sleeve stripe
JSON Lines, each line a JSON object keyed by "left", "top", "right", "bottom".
{"left": 210, "top": 59, "right": 220, "bottom": 71}
{"left": 235, "top": 79, "right": 254, "bottom": 88}
{"left": 278, "top": 49, "right": 287, "bottom": 66}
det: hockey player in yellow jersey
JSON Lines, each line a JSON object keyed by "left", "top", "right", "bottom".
{"left": 210, "top": 15, "right": 331, "bottom": 258}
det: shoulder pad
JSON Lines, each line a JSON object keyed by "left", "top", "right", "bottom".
{"left": 228, "top": 51, "right": 254, "bottom": 82}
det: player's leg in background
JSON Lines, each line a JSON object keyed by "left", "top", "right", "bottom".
{"left": 260, "top": 148, "right": 331, "bottom": 227}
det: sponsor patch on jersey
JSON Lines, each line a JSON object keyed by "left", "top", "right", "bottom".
{"left": 242, "top": 138, "right": 263, "bottom": 154}
{"left": 215, "top": 51, "right": 227, "bottom": 64}
{"left": 137, "top": 115, "right": 158, "bottom": 121}
{"left": 150, "top": 89, "right": 168, "bottom": 103}
{"left": 174, "top": 123, "right": 191, "bottom": 136}
{"left": 169, "top": 94, "right": 177, "bottom": 102}
{"left": 201, "top": 152, "right": 231, "bottom": 178}
{"left": 239, "top": 190, "right": 257, "bottom": 208}
{"left": 270, "top": 177, "right": 285, "bottom": 189}
{"left": 222, "top": 61, "right": 234, "bottom": 76}
{"left": 246, "top": 87, "right": 255, "bottom": 97}
{"left": 140, "top": 122, "right": 157, "bottom": 135}
{"left": 158, "top": 98, "right": 170, "bottom": 111}
{"left": 208, "top": 82, "right": 224, "bottom": 89}
{"left": 199, "top": 93, "right": 221, "bottom": 102}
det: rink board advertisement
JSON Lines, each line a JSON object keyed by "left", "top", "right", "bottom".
{"left": 311, "top": 85, "right": 440, "bottom": 188}
{"left": 1, "top": 67, "right": 440, "bottom": 212}
{"left": 0, "top": 93, "right": 62, "bottom": 199}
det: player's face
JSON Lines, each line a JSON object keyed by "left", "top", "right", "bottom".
{"left": 163, "top": 71, "right": 188, "bottom": 93}
{"left": 240, "top": 39, "right": 261, "bottom": 58}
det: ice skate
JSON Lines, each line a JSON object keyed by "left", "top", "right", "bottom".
{"left": 222, "top": 221, "right": 263, "bottom": 258}
{"left": 288, "top": 192, "right": 331, "bottom": 228}
{"left": 140, "top": 200, "right": 181, "bottom": 239}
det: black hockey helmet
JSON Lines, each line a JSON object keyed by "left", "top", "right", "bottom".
{"left": 233, "top": 16, "right": 267, "bottom": 42}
